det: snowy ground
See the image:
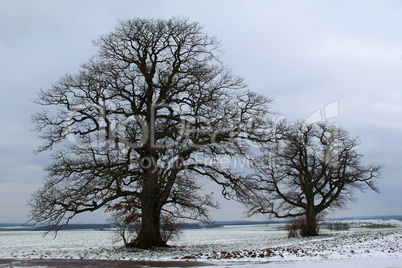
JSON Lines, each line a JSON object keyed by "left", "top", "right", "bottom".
{"left": 0, "top": 223, "right": 401, "bottom": 267}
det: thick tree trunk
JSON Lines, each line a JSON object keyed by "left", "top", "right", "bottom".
{"left": 128, "top": 201, "right": 166, "bottom": 248}
{"left": 303, "top": 207, "right": 318, "bottom": 236}
{"left": 127, "top": 170, "right": 167, "bottom": 248}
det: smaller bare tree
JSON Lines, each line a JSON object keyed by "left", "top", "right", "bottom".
{"left": 241, "top": 121, "right": 382, "bottom": 237}
{"left": 105, "top": 200, "right": 140, "bottom": 246}
{"left": 286, "top": 216, "right": 306, "bottom": 238}
{"left": 324, "top": 221, "right": 350, "bottom": 231}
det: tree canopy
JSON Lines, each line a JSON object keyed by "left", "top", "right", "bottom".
{"left": 240, "top": 121, "right": 382, "bottom": 236}
{"left": 29, "top": 17, "right": 273, "bottom": 248}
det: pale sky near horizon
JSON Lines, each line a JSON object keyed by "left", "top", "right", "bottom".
{"left": 1, "top": 0, "right": 401, "bottom": 223}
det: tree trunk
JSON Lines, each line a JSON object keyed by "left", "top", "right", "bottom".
{"left": 127, "top": 198, "right": 167, "bottom": 248}
{"left": 127, "top": 171, "right": 167, "bottom": 248}
{"left": 304, "top": 206, "right": 318, "bottom": 236}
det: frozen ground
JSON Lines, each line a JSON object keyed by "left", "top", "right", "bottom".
{"left": 0, "top": 223, "right": 401, "bottom": 267}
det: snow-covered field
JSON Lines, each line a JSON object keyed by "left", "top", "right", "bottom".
{"left": 0, "top": 223, "right": 401, "bottom": 267}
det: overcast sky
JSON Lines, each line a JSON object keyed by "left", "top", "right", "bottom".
{"left": 1, "top": 0, "right": 401, "bottom": 224}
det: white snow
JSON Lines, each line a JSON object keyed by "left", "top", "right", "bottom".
{"left": 0, "top": 223, "right": 401, "bottom": 267}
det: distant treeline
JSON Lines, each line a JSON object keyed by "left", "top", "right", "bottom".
{"left": 1, "top": 215, "right": 401, "bottom": 231}
{"left": 0, "top": 221, "right": 272, "bottom": 232}
{"left": 0, "top": 223, "right": 215, "bottom": 231}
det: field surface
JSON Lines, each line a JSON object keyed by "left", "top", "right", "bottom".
{"left": 0, "top": 222, "right": 401, "bottom": 267}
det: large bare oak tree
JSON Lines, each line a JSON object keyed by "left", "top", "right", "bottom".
{"left": 241, "top": 122, "right": 382, "bottom": 236}
{"left": 29, "top": 18, "right": 272, "bottom": 248}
